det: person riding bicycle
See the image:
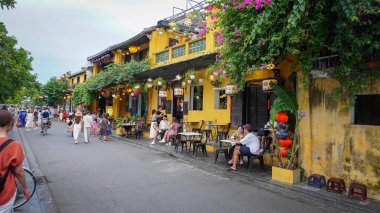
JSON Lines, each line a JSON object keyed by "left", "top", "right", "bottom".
{"left": 0, "top": 110, "right": 32, "bottom": 212}
{"left": 40, "top": 107, "right": 50, "bottom": 133}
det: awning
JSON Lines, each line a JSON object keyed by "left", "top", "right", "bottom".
{"left": 134, "top": 53, "right": 216, "bottom": 81}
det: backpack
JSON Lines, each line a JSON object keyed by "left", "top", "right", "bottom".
{"left": 0, "top": 139, "right": 14, "bottom": 193}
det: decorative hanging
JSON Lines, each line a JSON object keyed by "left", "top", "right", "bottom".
{"left": 263, "top": 79, "right": 277, "bottom": 91}
{"left": 129, "top": 46, "right": 138, "bottom": 54}
{"left": 174, "top": 88, "right": 184, "bottom": 96}
{"left": 225, "top": 84, "right": 238, "bottom": 96}
{"left": 159, "top": 90, "right": 167, "bottom": 98}
{"left": 275, "top": 112, "right": 289, "bottom": 123}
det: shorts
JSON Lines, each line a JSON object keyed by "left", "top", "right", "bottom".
{"left": 239, "top": 146, "right": 255, "bottom": 156}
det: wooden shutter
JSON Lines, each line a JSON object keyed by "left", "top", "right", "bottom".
{"left": 165, "top": 100, "right": 172, "bottom": 114}
{"left": 183, "top": 102, "right": 188, "bottom": 115}
{"left": 230, "top": 92, "right": 244, "bottom": 128}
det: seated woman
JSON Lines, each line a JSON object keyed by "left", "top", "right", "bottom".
{"left": 159, "top": 117, "right": 180, "bottom": 145}
{"left": 227, "top": 126, "right": 245, "bottom": 165}
{"left": 121, "top": 115, "right": 131, "bottom": 137}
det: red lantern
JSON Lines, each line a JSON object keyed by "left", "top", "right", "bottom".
{"left": 275, "top": 112, "right": 289, "bottom": 123}
{"left": 279, "top": 137, "right": 292, "bottom": 148}
{"left": 275, "top": 147, "right": 288, "bottom": 157}
{"left": 132, "top": 91, "right": 140, "bottom": 96}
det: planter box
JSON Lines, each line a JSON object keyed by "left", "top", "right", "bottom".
{"left": 272, "top": 166, "right": 300, "bottom": 185}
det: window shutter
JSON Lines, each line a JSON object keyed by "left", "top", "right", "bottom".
{"left": 165, "top": 100, "right": 171, "bottom": 114}
{"left": 230, "top": 92, "right": 243, "bottom": 128}
{"left": 183, "top": 102, "right": 189, "bottom": 115}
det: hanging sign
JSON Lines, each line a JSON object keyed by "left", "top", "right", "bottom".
{"left": 159, "top": 90, "right": 168, "bottom": 98}
{"left": 263, "top": 79, "right": 277, "bottom": 91}
{"left": 174, "top": 88, "right": 184, "bottom": 96}
{"left": 225, "top": 84, "right": 238, "bottom": 96}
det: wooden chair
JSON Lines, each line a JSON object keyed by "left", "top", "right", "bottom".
{"left": 193, "top": 130, "right": 211, "bottom": 157}
{"left": 214, "top": 124, "right": 231, "bottom": 164}
{"left": 192, "top": 120, "right": 204, "bottom": 133}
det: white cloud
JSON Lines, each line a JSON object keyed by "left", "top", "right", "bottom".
{"left": 0, "top": 0, "right": 191, "bottom": 83}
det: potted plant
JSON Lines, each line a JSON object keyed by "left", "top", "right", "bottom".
{"left": 116, "top": 117, "right": 125, "bottom": 135}
{"left": 269, "top": 83, "right": 305, "bottom": 184}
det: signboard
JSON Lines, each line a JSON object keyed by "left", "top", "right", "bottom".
{"left": 173, "top": 88, "right": 184, "bottom": 96}
{"left": 225, "top": 84, "right": 238, "bottom": 96}
{"left": 159, "top": 90, "right": 167, "bottom": 98}
{"left": 263, "top": 79, "right": 277, "bottom": 91}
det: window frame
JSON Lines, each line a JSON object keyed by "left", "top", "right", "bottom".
{"left": 155, "top": 50, "right": 169, "bottom": 63}
{"left": 190, "top": 86, "right": 204, "bottom": 111}
{"left": 189, "top": 39, "right": 206, "bottom": 54}
{"left": 214, "top": 88, "right": 228, "bottom": 110}
{"left": 352, "top": 94, "right": 380, "bottom": 126}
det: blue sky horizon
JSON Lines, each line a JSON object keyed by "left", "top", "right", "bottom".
{"left": 0, "top": 0, "right": 188, "bottom": 84}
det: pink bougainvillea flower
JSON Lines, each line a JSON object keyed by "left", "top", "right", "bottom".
{"left": 232, "top": 0, "right": 237, "bottom": 5}
{"left": 213, "top": 70, "right": 221, "bottom": 76}
{"left": 234, "top": 26, "right": 239, "bottom": 32}
{"left": 221, "top": 61, "right": 225, "bottom": 65}
{"left": 216, "top": 35, "right": 223, "bottom": 44}
{"left": 265, "top": 0, "right": 271, "bottom": 4}
{"left": 259, "top": 63, "right": 266, "bottom": 69}
{"left": 237, "top": 3, "right": 246, "bottom": 9}
{"left": 215, "top": 54, "right": 220, "bottom": 60}
{"left": 244, "top": 0, "right": 253, "bottom": 5}
{"left": 207, "top": 5, "right": 213, "bottom": 11}
{"left": 234, "top": 33, "right": 241, "bottom": 37}
{"left": 230, "top": 39, "right": 235, "bottom": 43}
{"left": 211, "top": 14, "right": 216, "bottom": 20}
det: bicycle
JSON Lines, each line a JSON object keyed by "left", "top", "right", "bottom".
{"left": 13, "top": 167, "right": 37, "bottom": 209}
{"left": 41, "top": 118, "right": 48, "bottom": 136}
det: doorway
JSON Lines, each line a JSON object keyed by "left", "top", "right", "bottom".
{"left": 172, "top": 96, "right": 184, "bottom": 122}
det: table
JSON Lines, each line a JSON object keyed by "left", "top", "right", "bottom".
{"left": 208, "top": 124, "right": 226, "bottom": 141}
{"left": 178, "top": 132, "right": 202, "bottom": 153}
{"left": 121, "top": 123, "right": 136, "bottom": 137}
{"left": 181, "top": 121, "right": 199, "bottom": 132}
{"left": 220, "top": 139, "right": 236, "bottom": 146}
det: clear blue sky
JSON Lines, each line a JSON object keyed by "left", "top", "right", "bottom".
{"left": 0, "top": 0, "right": 188, "bottom": 84}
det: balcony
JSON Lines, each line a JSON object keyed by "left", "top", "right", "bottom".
{"left": 152, "top": 37, "right": 216, "bottom": 68}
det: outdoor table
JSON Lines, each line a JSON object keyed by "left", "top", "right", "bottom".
{"left": 220, "top": 139, "right": 236, "bottom": 146}
{"left": 122, "top": 123, "right": 136, "bottom": 137}
{"left": 209, "top": 124, "right": 226, "bottom": 141}
{"left": 178, "top": 132, "right": 202, "bottom": 153}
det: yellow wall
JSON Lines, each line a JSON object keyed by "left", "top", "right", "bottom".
{"left": 299, "top": 78, "right": 380, "bottom": 200}
{"left": 67, "top": 72, "right": 87, "bottom": 88}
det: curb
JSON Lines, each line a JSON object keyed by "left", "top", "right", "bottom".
{"left": 112, "top": 134, "right": 377, "bottom": 213}
{"left": 18, "top": 128, "right": 60, "bottom": 213}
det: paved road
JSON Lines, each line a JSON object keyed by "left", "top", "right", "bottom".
{"left": 21, "top": 122, "right": 342, "bottom": 213}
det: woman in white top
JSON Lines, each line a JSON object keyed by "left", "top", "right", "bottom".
{"left": 25, "top": 110, "right": 34, "bottom": 131}
{"left": 149, "top": 109, "right": 161, "bottom": 145}
{"left": 73, "top": 112, "right": 83, "bottom": 144}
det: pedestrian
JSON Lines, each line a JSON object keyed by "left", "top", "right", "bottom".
{"left": 73, "top": 112, "right": 82, "bottom": 144}
{"left": 33, "top": 109, "right": 39, "bottom": 130}
{"left": 106, "top": 116, "right": 112, "bottom": 141}
{"left": 62, "top": 110, "right": 68, "bottom": 123}
{"left": 59, "top": 110, "right": 63, "bottom": 122}
{"left": 150, "top": 109, "right": 161, "bottom": 145}
{"left": 91, "top": 117, "right": 99, "bottom": 136}
{"left": 0, "top": 110, "right": 32, "bottom": 212}
{"left": 25, "top": 110, "right": 34, "bottom": 132}
{"left": 82, "top": 111, "right": 93, "bottom": 143}
{"left": 18, "top": 108, "right": 26, "bottom": 128}
{"left": 99, "top": 115, "right": 109, "bottom": 141}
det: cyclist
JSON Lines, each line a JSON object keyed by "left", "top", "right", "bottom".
{"left": 0, "top": 110, "right": 31, "bottom": 212}
{"left": 40, "top": 107, "right": 50, "bottom": 134}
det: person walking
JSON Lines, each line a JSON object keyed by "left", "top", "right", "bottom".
{"left": 99, "top": 115, "right": 110, "bottom": 141}
{"left": 91, "top": 117, "right": 99, "bottom": 136}
{"left": 25, "top": 110, "right": 34, "bottom": 132}
{"left": 0, "top": 110, "right": 32, "bottom": 212}
{"left": 18, "top": 109, "right": 26, "bottom": 128}
{"left": 33, "top": 109, "right": 39, "bottom": 130}
{"left": 73, "top": 112, "right": 82, "bottom": 144}
{"left": 82, "top": 111, "right": 93, "bottom": 143}
{"left": 62, "top": 110, "right": 68, "bottom": 123}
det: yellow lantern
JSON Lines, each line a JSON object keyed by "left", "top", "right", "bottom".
{"left": 128, "top": 46, "right": 138, "bottom": 54}
{"left": 126, "top": 88, "right": 133, "bottom": 93}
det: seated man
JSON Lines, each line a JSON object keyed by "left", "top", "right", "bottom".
{"left": 158, "top": 115, "right": 169, "bottom": 141}
{"left": 227, "top": 124, "right": 261, "bottom": 171}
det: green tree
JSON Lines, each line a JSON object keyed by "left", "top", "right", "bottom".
{"left": 41, "top": 77, "right": 67, "bottom": 107}
{"left": 0, "top": 0, "right": 16, "bottom": 9}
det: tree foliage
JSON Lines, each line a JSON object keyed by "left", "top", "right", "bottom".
{"left": 41, "top": 77, "right": 67, "bottom": 107}
{"left": 0, "top": 0, "right": 16, "bottom": 9}
{"left": 212, "top": 0, "right": 380, "bottom": 101}
{"left": 0, "top": 2, "right": 40, "bottom": 103}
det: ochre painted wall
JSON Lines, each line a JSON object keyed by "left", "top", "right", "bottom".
{"left": 299, "top": 78, "right": 380, "bottom": 199}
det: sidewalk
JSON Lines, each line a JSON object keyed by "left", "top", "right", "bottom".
{"left": 112, "top": 134, "right": 380, "bottom": 213}
{"left": 15, "top": 127, "right": 60, "bottom": 213}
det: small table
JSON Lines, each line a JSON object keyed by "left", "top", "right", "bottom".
{"left": 209, "top": 124, "right": 226, "bottom": 141}
{"left": 178, "top": 132, "right": 202, "bottom": 153}
{"left": 122, "top": 123, "right": 136, "bottom": 137}
{"left": 220, "top": 139, "right": 236, "bottom": 146}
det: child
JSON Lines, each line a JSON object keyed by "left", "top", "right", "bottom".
{"left": 91, "top": 118, "right": 98, "bottom": 136}
{"left": 107, "top": 121, "right": 112, "bottom": 141}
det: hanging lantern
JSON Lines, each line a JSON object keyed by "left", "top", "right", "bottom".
{"left": 159, "top": 90, "right": 167, "bottom": 98}
{"left": 275, "top": 147, "right": 289, "bottom": 157}
{"left": 134, "top": 84, "right": 141, "bottom": 90}
{"left": 175, "top": 74, "right": 182, "bottom": 80}
{"left": 132, "top": 91, "right": 140, "bottom": 96}
{"left": 182, "top": 82, "right": 186, "bottom": 88}
{"left": 157, "top": 81, "right": 163, "bottom": 86}
{"left": 187, "top": 79, "right": 192, "bottom": 84}
{"left": 279, "top": 137, "right": 292, "bottom": 148}
{"left": 126, "top": 88, "right": 133, "bottom": 93}
{"left": 275, "top": 112, "right": 289, "bottom": 123}
{"left": 190, "top": 74, "right": 195, "bottom": 80}
{"left": 147, "top": 83, "right": 153, "bottom": 88}
{"left": 147, "top": 78, "right": 153, "bottom": 82}
{"left": 129, "top": 46, "right": 138, "bottom": 54}
{"left": 174, "top": 88, "right": 184, "bottom": 96}
{"left": 198, "top": 78, "right": 203, "bottom": 83}
{"left": 226, "top": 84, "right": 238, "bottom": 96}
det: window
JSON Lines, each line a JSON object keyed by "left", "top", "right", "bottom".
{"left": 353, "top": 94, "right": 380, "bottom": 126}
{"left": 76, "top": 77, "right": 80, "bottom": 84}
{"left": 214, "top": 89, "right": 227, "bottom": 109}
{"left": 156, "top": 51, "right": 169, "bottom": 63}
{"left": 189, "top": 39, "right": 206, "bottom": 54}
{"left": 190, "top": 86, "right": 203, "bottom": 110}
{"left": 172, "top": 45, "right": 186, "bottom": 58}
{"left": 158, "top": 94, "right": 166, "bottom": 111}
{"left": 71, "top": 79, "right": 74, "bottom": 87}
{"left": 84, "top": 74, "right": 87, "bottom": 82}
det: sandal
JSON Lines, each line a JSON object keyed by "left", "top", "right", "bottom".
{"left": 227, "top": 167, "right": 237, "bottom": 171}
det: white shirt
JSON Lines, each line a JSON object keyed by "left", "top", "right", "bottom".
{"left": 159, "top": 120, "right": 169, "bottom": 130}
{"left": 83, "top": 115, "right": 93, "bottom": 128}
{"left": 240, "top": 133, "right": 261, "bottom": 155}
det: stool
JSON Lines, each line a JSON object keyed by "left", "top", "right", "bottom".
{"left": 348, "top": 183, "right": 367, "bottom": 201}
{"left": 308, "top": 174, "right": 326, "bottom": 189}
{"left": 326, "top": 177, "right": 346, "bottom": 194}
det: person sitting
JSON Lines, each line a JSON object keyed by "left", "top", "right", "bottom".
{"left": 227, "top": 126, "right": 245, "bottom": 165}
{"left": 158, "top": 115, "right": 169, "bottom": 141}
{"left": 159, "top": 117, "right": 180, "bottom": 145}
{"left": 227, "top": 124, "right": 261, "bottom": 171}
{"left": 135, "top": 118, "right": 144, "bottom": 139}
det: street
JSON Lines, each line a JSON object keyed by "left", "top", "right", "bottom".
{"left": 21, "top": 122, "right": 341, "bottom": 213}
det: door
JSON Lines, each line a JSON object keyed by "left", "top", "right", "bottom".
{"left": 246, "top": 85, "right": 269, "bottom": 130}
{"left": 172, "top": 96, "right": 184, "bottom": 122}
{"left": 230, "top": 91, "right": 244, "bottom": 128}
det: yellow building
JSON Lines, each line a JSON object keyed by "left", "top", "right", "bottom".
{"left": 64, "top": 67, "right": 92, "bottom": 112}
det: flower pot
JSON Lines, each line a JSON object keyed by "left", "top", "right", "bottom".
{"left": 272, "top": 166, "right": 300, "bottom": 185}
